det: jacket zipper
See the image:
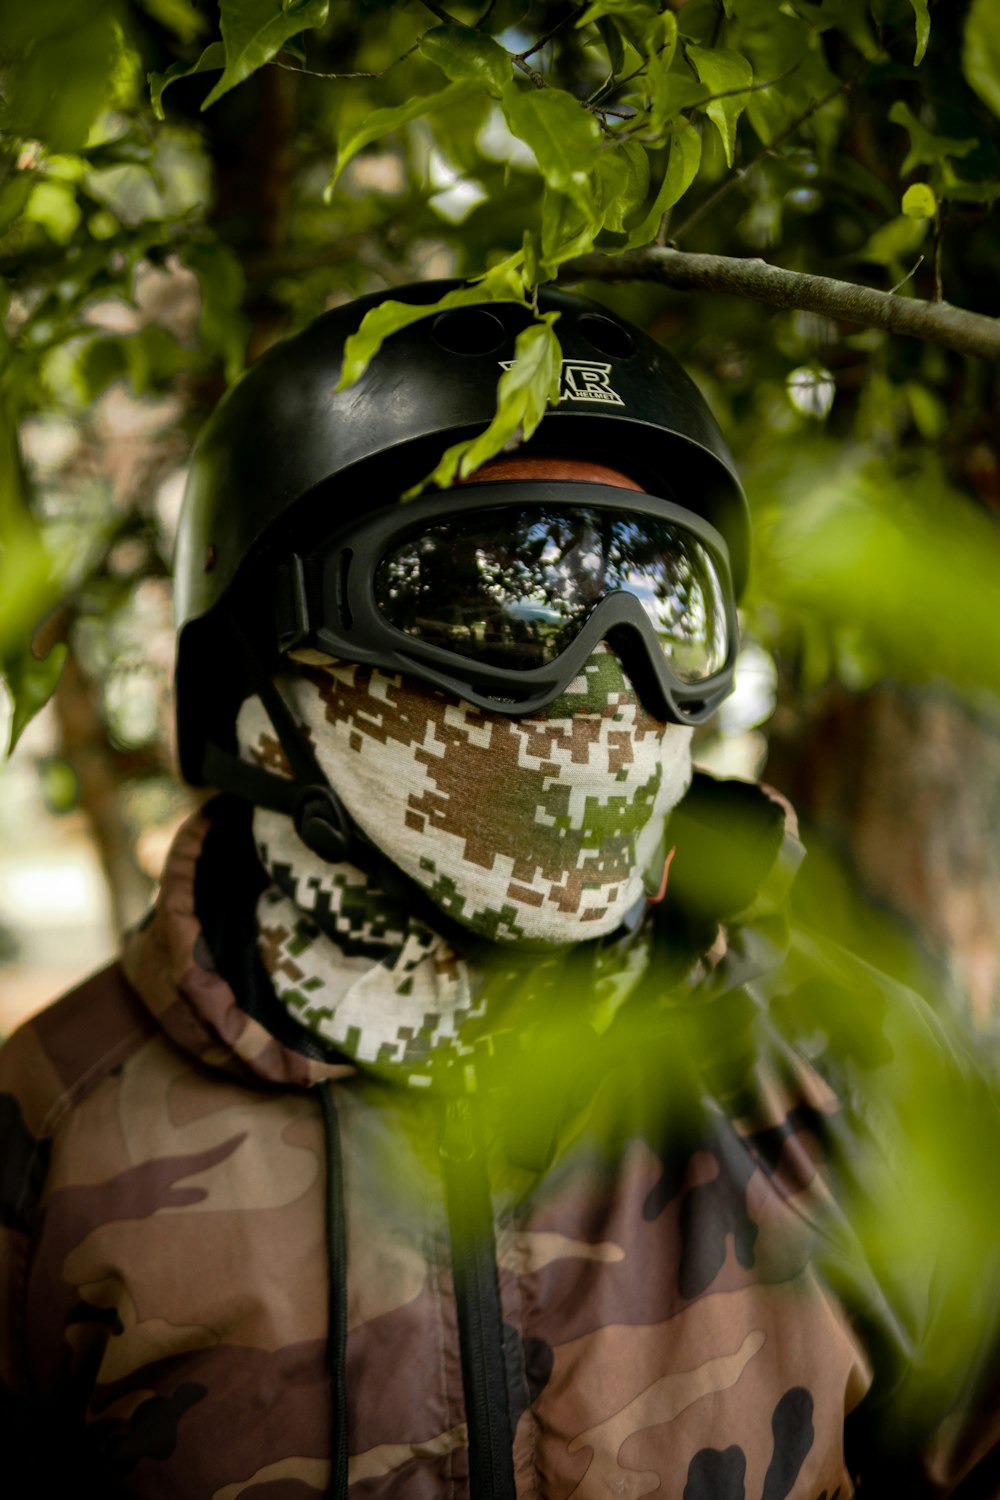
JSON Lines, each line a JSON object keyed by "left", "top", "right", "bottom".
{"left": 440, "top": 1094, "right": 517, "bottom": 1500}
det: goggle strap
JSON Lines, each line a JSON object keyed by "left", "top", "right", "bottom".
{"left": 229, "top": 616, "right": 330, "bottom": 792}
{"left": 202, "top": 739, "right": 297, "bottom": 819}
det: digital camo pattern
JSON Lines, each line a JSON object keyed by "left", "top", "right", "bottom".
{"left": 235, "top": 648, "right": 669, "bottom": 1079}
{"left": 250, "top": 822, "right": 486, "bottom": 1077}
{"left": 1, "top": 795, "right": 996, "bottom": 1496}
{"left": 243, "top": 813, "right": 654, "bottom": 1084}
{"left": 240, "top": 644, "right": 692, "bottom": 947}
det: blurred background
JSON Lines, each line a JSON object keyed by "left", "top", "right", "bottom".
{"left": 3, "top": 0, "right": 1000, "bottom": 1036}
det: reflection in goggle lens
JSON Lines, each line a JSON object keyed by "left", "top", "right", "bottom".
{"left": 373, "top": 507, "right": 729, "bottom": 683}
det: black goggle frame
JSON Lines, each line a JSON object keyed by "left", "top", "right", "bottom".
{"left": 272, "top": 481, "right": 739, "bottom": 725}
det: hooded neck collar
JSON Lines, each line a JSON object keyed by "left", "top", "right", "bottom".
{"left": 120, "top": 776, "right": 802, "bottom": 1093}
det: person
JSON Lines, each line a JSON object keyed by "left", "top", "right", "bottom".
{"left": 1, "top": 283, "right": 998, "bottom": 1498}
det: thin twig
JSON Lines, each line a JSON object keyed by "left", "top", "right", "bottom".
{"left": 608, "top": 55, "right": 801, "bottom": 133}
{"left": 419, "top": 0, "right": 459, "bottom": 23}
{"left": 517, "top": 12, "right": 579, "bottom": 62}
{"left": 888, "top": 254, "right": 924, "bottom": 295}
{"left": 699, "top": 63, "right": 803, "bottom": 103}
{"left": 615, "top": 33, "right": 675, "bottom": 93}
{"left": 273, "top": 43, "right": 418, "bottom": 80}
{"left": 587, "top": 69, "right": 617, "bottom": 106}
{"left": 512, "top": 55, "right": 547, "bottom": 88}
{"left": 557, "top": 246, "right": 1000, "bottom": 361}
{"left": 933, "top": 205, "right": 946, "bottom": 304}
{"left": 670, "top": 65, "right": 861, "bottom": 242}
{"left": 616, "top": 57, "right": 652, "bottom": 90}
{"left": 669, "top": 157, "right": 755, "bottom": 240}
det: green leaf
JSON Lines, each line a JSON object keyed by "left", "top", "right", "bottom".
{"left": 963, "top": 0, "right": 1000, "bottom": 120}
{"left": 135, "top": 0, "right": 208, "bottom": 46}
{"left": 149, "top": 41, "right": 226, "bottom": 120}
{"left": 419, "top": 316, "right": 563, "bottom": 492}
{"left": 644, "top": 72, "right": 709, "bottom": 129}
{"left": 745, "top": 83, "right": 789, "bottom": 147}
{"left": 903, "top": 381, "right": 946, "bottom": 440}
{"left": 909, "top": 0, "right": 930, "bottom": 65}
{"left": 0, "top": 394, "right": 69, "bottom": 753}
{"left": 419, "top": 24, "right": 511, "bottom": 95}
{"left": 328, "top": 81, "right": 475, "bottom": 196}
{"left": 902, "top": 182, "right": 936, "bottom": 220}
{"left": 122, "top": 325, "right": 195, "bottom": 394}
{"left": 644, "top": 10, "right": 678, "bottom": 65}
{"left": 596, "top": 17, "right": 625, "bottom": 75}
{"left": 202, "top": 0, "right": 330, "bottom": 109}
{"left": 935, "top": 172, "right": 1000, "bottom": 205}
{"left": 24, "top": 182, "right": 82, "bottom": 245}
{"left": 597, "top": 141, "right": 651, "bottom": 232}
{"left": 85, "top": 130, "right": 210, "bottom": 223}
{"left": 0, "top": 176, "right": 35, "bottom": 239}
{"left": 624, "top": 119, "right": 701, "bottom": 247}
{"left": 77, "top": 338, "right": 128, "bottom": 401}
{"left": 182, "top": 241, "right": 249, "bottom": 383}
{"left": 887, "top": 102, "right": 975, "bottom": 177}
{"left": 337, "top": 257, "right": 529, "bottom": 393}
{"left": 3, "top": 8, "right": 120, "bottom": 151}
{"left": 688, "top": 45, "right": 753, "bottom": 168}
{"left": 538, "top": 191, "right": 600, "bottom": 279}
{"left": 37, "top": 756, "right": 79, "bottom": 815}
{"left": 279, "top": 31, "right": 308, "bottom": 64}
{"left": 520, "top": 230, "right": 542, "bottom": 287}
{"left": 2, "top": 644, "right": 68, "bottom": 755}
{"left": 644, "top": 13, "right": 681, "bottom": 135}
{"left": 0, "top": 0, "right": 87, "bottom": 56}
{"left": 577, "top": 0, "right": 659, "bottom": 28}
{"left": 815, "top": 0, "right": 878, "bottom": 59}
{"left": 857, "top": 213, "right": 928, "bottom": 267}
{"left": 501, "top": 81, "right": 602, "bottom": 214}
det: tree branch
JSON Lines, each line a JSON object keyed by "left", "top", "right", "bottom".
{"left": 556, "top": 248, "right": 1000, "bottom": 361}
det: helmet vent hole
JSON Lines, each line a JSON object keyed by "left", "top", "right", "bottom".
{"left": 577, "top": 314, "right": 636, "bottom": 360}
{"left": 432, "top": 309, "right": 507, "bottom": 356}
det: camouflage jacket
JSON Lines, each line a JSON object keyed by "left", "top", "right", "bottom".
{"left": 2, "top": 778, "right": 999, "bottom": 1498}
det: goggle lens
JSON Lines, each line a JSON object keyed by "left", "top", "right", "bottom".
{"left": 373, "top": 506, "right": 730, "bottom": 683}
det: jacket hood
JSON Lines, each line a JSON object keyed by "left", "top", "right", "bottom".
{"left": 121, "top": 806, "right": 358, "bottom": 1089}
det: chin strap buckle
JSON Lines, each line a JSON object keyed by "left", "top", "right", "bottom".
{"left": 294, "top": 786, "right": 353, "bottom": 863}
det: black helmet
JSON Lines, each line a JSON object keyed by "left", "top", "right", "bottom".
{"left": 172, "top": 281, "right": 749, "bottom": 871}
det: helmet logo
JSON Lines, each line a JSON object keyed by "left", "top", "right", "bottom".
{"left": 500, "top": 358, "right": 625, "bottom": 406}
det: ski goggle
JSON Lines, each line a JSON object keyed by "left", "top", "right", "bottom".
{"left": 273, "top": 482, "right": 739, "bottom": 723}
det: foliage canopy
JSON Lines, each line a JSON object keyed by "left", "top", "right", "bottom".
{"left": 1, "top": 0, "right": 1000, "bottom": 753}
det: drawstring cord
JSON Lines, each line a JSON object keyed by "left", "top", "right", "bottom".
{"left": 319, "top": 1081, "right": 349, "bottom": 1500}
{"left": 646, "top": 846, "right": 676, "bottom": 906}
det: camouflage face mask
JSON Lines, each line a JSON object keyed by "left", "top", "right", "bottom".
{"left": 242, "top": 645, "right": 692, "bottom": 947}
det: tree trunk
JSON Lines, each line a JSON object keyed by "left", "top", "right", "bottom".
{"left": 53, "top": 642, "right": 153, "bottom": 936}
{"left": 765, "top": 682, "right": 1000, "bottom": 1027}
